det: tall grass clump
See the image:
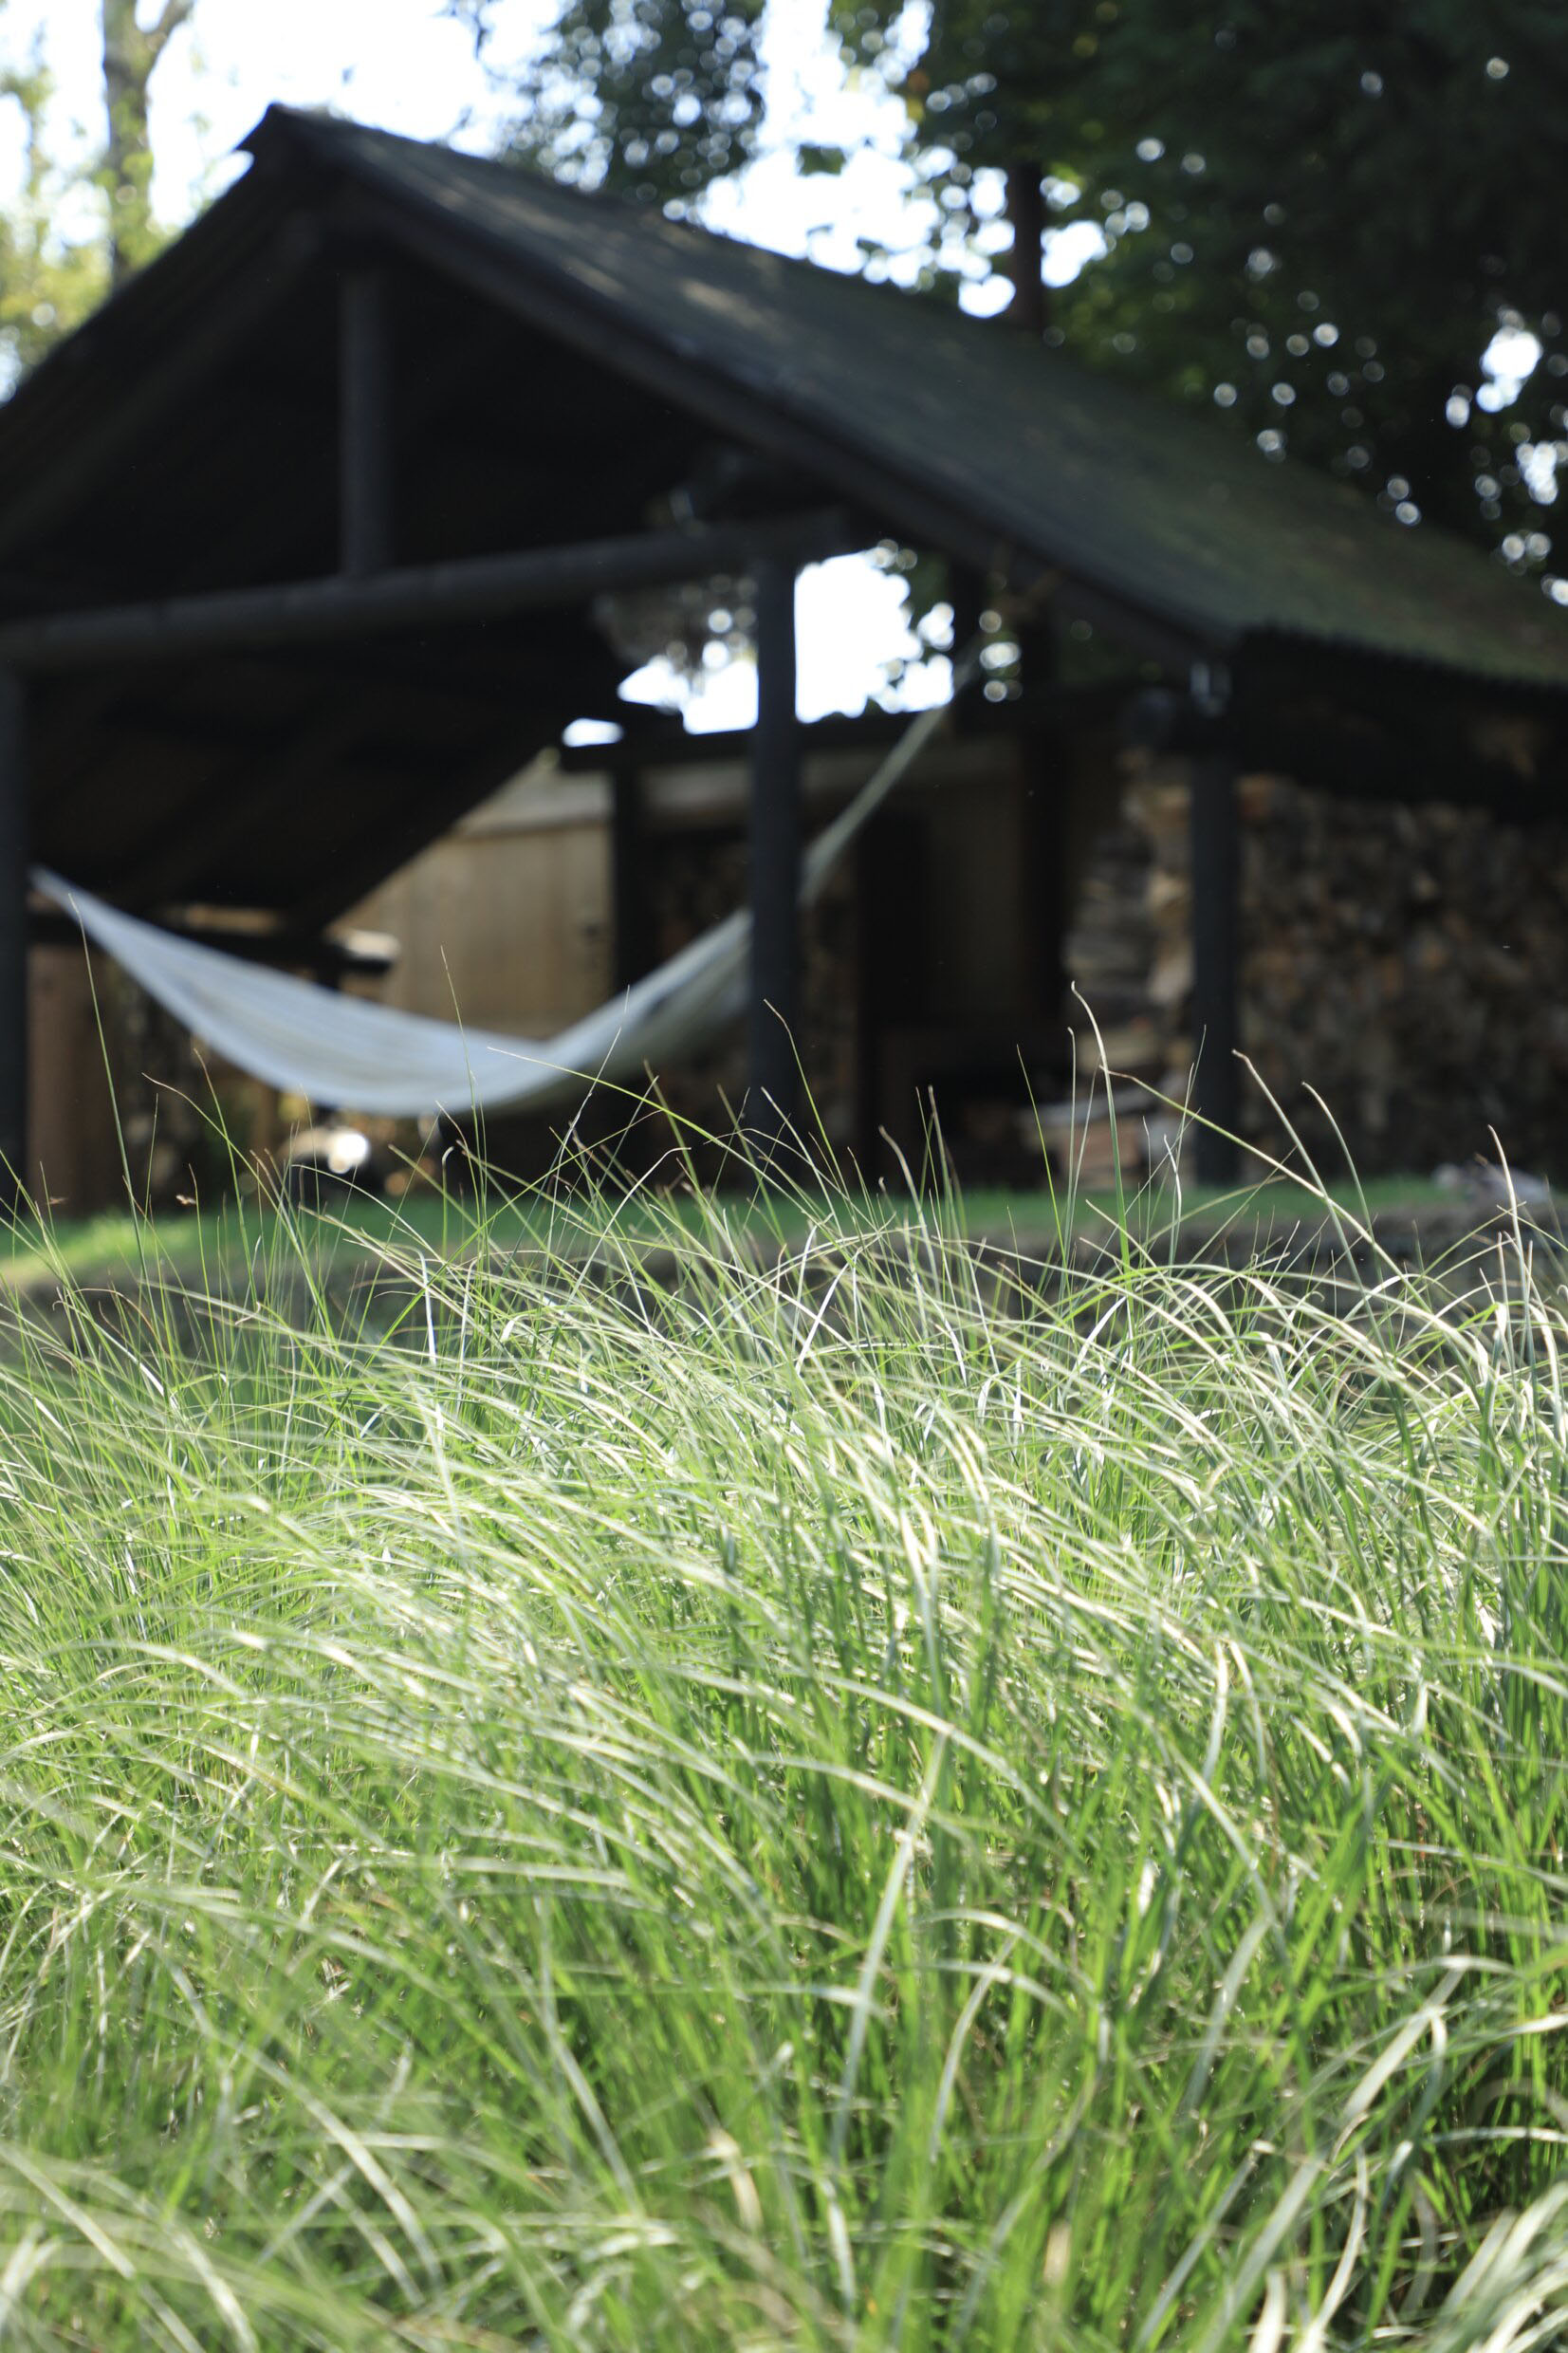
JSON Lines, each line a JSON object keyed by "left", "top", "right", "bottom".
{"left": 2, "top": 1144, "right": 1568, "bottom": 2349}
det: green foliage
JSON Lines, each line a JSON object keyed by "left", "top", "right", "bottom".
{"left": 4, "top": 1137, "right": 1568, "bottom": 2342}
{"left": 0, "top": 0, "right": 193, "bottom": 387}
{"left": 0, "top": 39, "right": 108, "bottom": 381}
{"left": 831, "top": 0, "right": 1568, "bottom": 552}
{"left": 451, "top": 0, "right": 766, "bottom": 200}
{"left": 462, "top": 0, "right": 1567, "bottom": 565}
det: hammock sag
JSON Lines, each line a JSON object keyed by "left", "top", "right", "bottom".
{"left": 35, "top": 671, "right": 966, "bottom": 1121}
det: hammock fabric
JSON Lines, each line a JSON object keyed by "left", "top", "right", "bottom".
{"left": 34, "top": 681, "right": 959, "bottom": 1120}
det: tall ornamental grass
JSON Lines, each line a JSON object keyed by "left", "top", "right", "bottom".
{"left": 1, "top": 1156, "right": 1567, "bottom": 2349}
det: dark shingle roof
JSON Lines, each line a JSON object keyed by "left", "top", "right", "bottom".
{"left": 249, "top": 106, "right": 1568, "bottom": 694}
{"left": 1, "top": 103, "right": 1563, "bottom": 927}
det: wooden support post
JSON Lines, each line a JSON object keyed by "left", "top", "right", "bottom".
{"left": 0, "top": 669, "right": 27, "bottom": 1205}
{"left": 747, "top": 556, "right": 802, "bottom": 1159}
{"left": 610, "top": 764, "right": 655, "bottom": 993}
{"left": 1189, "top": 754, "right": 1240, "bottom": 1186}
{"left": 1017, "top": 610, "right": 1067, "bottom": 1021}
{"left": 340, "top": 269, "right": 394, "bottom": 578}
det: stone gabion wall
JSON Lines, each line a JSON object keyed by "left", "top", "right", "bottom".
{"left": 1094, "top": 752, "right": 1568, "bottom": 1178}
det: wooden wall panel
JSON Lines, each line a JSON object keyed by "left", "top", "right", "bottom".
{"left": 351, "top": 815, "right": 613, "bottom": 1037}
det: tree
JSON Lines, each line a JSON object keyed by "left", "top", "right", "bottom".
{"left": 458, "top": 0, "right": 1567, "bottom": 573}
{"left": 451, "top": 0, "right": 766, "bottom": 200}
{"left": 0, "top": 32, "right": 108, "bottom": 380}
{"left": 826, "top": 0, "right": 1568, "bottom": 559}
{"left": 100, "top": 0, "right": 194, "bottom": 284}
{"left": 0, "top": 0, "right": 192, "bottom": 391}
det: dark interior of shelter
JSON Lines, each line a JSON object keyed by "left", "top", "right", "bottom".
{"left": 5, "top": 104, "right": 1568, "bottom": 1211}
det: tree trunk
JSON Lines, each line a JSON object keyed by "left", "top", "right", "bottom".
{"left": 101, "top": 0, "right": 193, "bottom": 286}
{"left": 1004, "top": 162, "right": 1049, "bottom": 339}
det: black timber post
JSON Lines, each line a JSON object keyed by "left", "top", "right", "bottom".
{"left": 0, "top": 514, "right": 858, "bottom": 669}
{"left": 1016, "top": 608, "right": 1066, "bottom": 1020}
{"left": 747, "top": 556, "right": 802, "bottom": 1159}
{"left": 0, "top": 669, "right": 27, "bottom": 1206}
{"left": 1189, "top": 753, "right": 1240, "bottom": 1186}
{"left": 340, "top": 269, "right": 393, "bottom": 577}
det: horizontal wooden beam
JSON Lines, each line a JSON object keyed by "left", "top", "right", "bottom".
{"left": 0, "top": 509, "right": 861, "bottom": 673}
{"left": 339, "top": 181, "right": 1212, "bottom": 672}
{"left": 1123, "top": 685, "right": 1566, "bottom": 817}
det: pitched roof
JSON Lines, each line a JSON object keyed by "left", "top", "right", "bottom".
{"left": 1, "top": 104, "right": 1564, "bottom": 930}
{"left": 240, "top": 106, "right": 1568, "bottom": 695}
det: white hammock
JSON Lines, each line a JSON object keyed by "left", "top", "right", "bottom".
{"left": 34, "top": 684, "right": 957, "bottom": 1121}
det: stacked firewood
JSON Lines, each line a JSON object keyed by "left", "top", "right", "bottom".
{"left": 1061, "top": 816, "right": 1155, "bottom": 1033}
{"left": 1060, "top": 808, "right": 1165, "bottom": 1102}
{"left": 1102, "top": 751, "right": 1568, "bottom": 1176}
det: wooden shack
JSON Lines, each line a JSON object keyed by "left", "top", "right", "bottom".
{"left": 2, "top": 105, "right": 1566, "bottom": 1207}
